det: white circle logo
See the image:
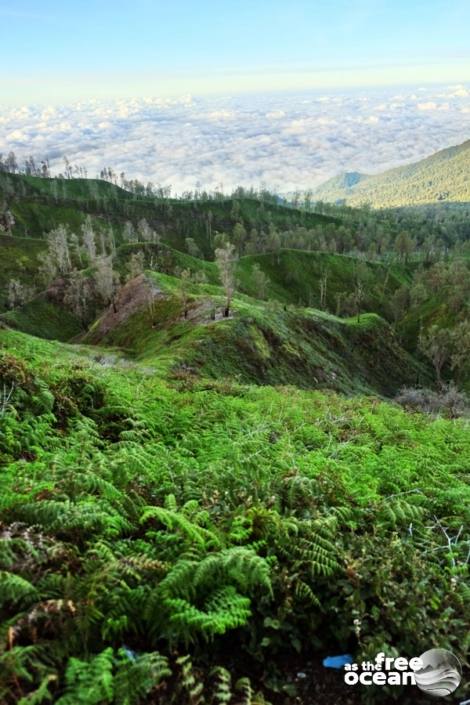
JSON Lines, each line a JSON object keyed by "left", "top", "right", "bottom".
{"left": 414, "top": 648, "right": 462, "bottom": 697}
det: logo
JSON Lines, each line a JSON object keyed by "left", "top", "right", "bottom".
{"left": 414, "top": 648, "right": 462, "bottom": 697}
{"left": 344, "top": 649, "right": 462, "bottom": 697}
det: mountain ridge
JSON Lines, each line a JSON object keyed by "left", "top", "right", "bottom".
{"left": 314, "top": 139, "right": 470, "bottom": 207}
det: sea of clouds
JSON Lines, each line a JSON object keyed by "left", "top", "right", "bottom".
{"left": 0, "top": 84, "right": 469, "bottom": 194}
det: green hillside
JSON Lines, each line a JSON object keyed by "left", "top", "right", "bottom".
{"left": 314, "top": 139, "right": 470, "bottom": 207}
{"left": 0, "top": 327, "right": 467, "bottom": 704}
{"left": 1, "top": 171, "right": 335, "bottom": 257}
{"left": 83, "top": 271, "right": 427, "bottom": 396}
{"left": 0, "top": 168, "right": 468, "bottom": 704}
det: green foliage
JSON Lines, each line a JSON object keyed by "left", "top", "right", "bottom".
{"left": 0, "top": 321, "right": 468, "bottom": 702}
{"left": 314, "top": 138, "right": 470, "bottom": 207}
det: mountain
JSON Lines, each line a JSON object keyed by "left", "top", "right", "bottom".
{"left": 314, "top": 139, "right": 470, "bottom": 207}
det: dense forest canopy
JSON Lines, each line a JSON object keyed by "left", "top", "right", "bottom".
{"left": 313, "top": 138, "right": 470, "bottom": 207}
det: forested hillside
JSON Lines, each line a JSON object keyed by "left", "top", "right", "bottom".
{"left": 314, "top": 139, "right": 470, "bottom": 207}
{"left": 0, "top": 165, "right": 469, "bottom": 704}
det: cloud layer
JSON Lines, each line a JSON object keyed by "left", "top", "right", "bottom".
{"left": 0, "top": 85, "right": 469, "bottom": 194}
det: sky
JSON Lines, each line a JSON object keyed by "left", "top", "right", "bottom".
{"left": 1, "top": 0, "right": 470, "bottom": 102}
{"left": 0, "top": 1, "right": 469, "bottom": 192}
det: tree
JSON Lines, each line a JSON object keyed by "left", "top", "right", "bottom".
{"left": 451, "top": 321, "right": 470, "bottom": 385}
{"left": 7, "top": 279, "right": 27, "bottom": 309}
{"left": 230, "top": 200, "right": 240, "bottom": 221}
{"left": 93, "top": 256, "right": 118, "bottom": 307}
{"left": 250, "top": 264, "right": 269, "bottom": 300}
{"left": 232, "top": 222, "right": 247, "bottom": 257}
{"left": 390, "top": 285, "right": 410, "bottom": 329}
{"left": 185, "top": 238, "right": 201, "bottom": 259}
{"left": 81, "top": 216, "right": 97, "bottom": 263}
{"left": 394, "top": 231, "right": 413, "bottom": 263}
{"left": 215, "top": 243, "right": 237, "bottom": 317}
{"left": 179, "top": 268, "right": 192, "bottom": 318}
{"left": 127, "top": 251, "right": 145, "bottom": 280}
{"left": 123, "top": 221, "right": 136, "bottom": 243}
{"left": 39, "top": 225, "right": 72, "bottom": 283}
{"left": 206, "top": 210, "right": 213, "bottom": 247}
{"left": 268, "top": 224, "right": 281, "bottom": 261}
{"left": 138, "top": 218, "right": 159, "bottom": 244}
{"left": 419, "top": 325, "right": 453, "bottom": 386}
{"left": 319, "top": 269, "right": 328, "bottom": 309}
{"left": 64, "top": 270, "right": 91, "bottom": 325}
{"left": 354, "top": 279, "right": 364, "bottom": 322}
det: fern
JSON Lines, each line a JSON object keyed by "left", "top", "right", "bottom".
{"left": 234, "top": 677, "right": 270, "bottom": 705}
{"left": 18, "top": 674, "right": 57, "bottom": 704}
{"left": 175, "top": 655, "right": 204, "bottom": 705}
{"left": 377, "top": 496, "right": 426, "bottom": 528}
{"left": 0, "top": 571, "right": 38, "bottom": 608}
{"left": 140, "top": 505, "right": 220, "bottom": 548}
{"left": 114, "top": 649, "right": 172, "bottom": 705}
{"left": 165, "top": 586, "right": 252, "bottom": 640}
{"left": 210, "top": 666, "right": 232, "bottom": 704}
{"left": 55, "top": 649, "right": 114, "bottom": 705}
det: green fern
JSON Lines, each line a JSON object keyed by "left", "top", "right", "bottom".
{"left": 55, "top": 649, "right": 114, "bottom": 705}
{"left": 0, "top": 571, "right": 38, "bottom": 608}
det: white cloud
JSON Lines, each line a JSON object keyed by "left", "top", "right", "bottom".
{"left": 417, "top": 101, "right": 449, "bottom": 111}
{"left": 0, "top": 86, "right": 468, "bottom": 194}
{"left": 447, "top": 84, "right": 470, "bottom": 98}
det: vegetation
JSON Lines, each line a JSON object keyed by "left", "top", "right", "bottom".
{"left": 0, "top": 158, "right": 469, "bottom": 703}
{"left": 0, "top": 329, "right": 468, "bottom": 704}
{"left": 313, "top": 139, "right": 470, "bottom": 207}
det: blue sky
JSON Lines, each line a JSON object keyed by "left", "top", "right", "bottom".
{"left": 1, "top": 0, "right": 469, "bottom": 103}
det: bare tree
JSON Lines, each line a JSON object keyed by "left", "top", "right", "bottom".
{"left": 123, "top": 221, "right": 136, "bottom": 243}
{"left": 127, "top": 251, "right": 145, "bottom": 280}
{"left": 39, "top": 225, "right": 72, "bottom": 283}
{"left": 138, "top": 218, "right": 153, "bottom": 242}
{"left": 64, "top": 270, "right": 91, "bottom": 325}
{"left": 354, "top": 280, "right": 364, "bottom": 322}
{"left": 81, "top": 216, "right": 97, "bottom": 263}
{"left": 185, "top": 237, "right": 201, "bottom": 259}
{"left": 319, "top": 269, "right": 328, "bottom": 309}
{"left": 179, "top": 268, "right": 192, "bottom": 318}
{"left": 0, "top": 205, "right": 15, "bottom": 234}
{"left": 94, "top": 256, "right": 118, "bottom": 307}
{"left": 7, "top": 279, "right": 28, "bottom": 309}
{"left": 215, "top": 242, "right": 237, "bottom": 317}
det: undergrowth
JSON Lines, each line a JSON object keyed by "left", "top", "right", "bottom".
{"left": 0, "top": 330, "right": 468, "bottom": 704}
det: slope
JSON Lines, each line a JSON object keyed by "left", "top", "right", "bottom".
{"left": 83, "top": 271, "right": 428, "bottom": 396}
{"left": 314, "top": 139, "right": 470, "bottom": 207}
{"left": 0, "top": 326, "right": 467, "bottom": 704}
{"left": 0, "top": 171, "right": 335, "bottom": 257}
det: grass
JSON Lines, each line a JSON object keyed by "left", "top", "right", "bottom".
{"left": 235, "top": 250, "right": 410, "bottom": 316}
{"left": 1, "top": 173, "right": 335, "bottom": 257}
{"left": 82, "top": 270, "right": 429, "bottom": 396}
{"left": 0, "top": 235, "right": 46, "bottom": 310}
{"left": 1, "top": 295, "right": 83, "bottom": 341}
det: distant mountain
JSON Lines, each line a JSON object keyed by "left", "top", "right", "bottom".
{"left": 314, "top": 139, "right": 470, "bottom": 207}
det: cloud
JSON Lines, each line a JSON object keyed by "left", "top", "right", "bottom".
{"left": 416, "top": 101, "right": 450, "bottom": 111}
{"left": 0, "top": 85, "right": 469, "bottom": 194}
{"left": 447, "top": 84, "right": 470, "bottom": 98}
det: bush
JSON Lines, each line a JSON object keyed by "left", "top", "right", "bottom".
{"left": 395, "top": 384, "right": 468, "bottom": 418}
